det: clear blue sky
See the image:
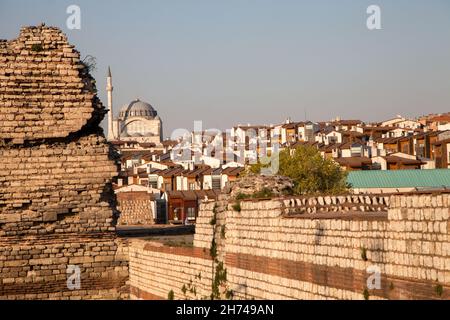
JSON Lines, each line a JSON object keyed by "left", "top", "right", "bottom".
{"left": 1, "top": 0, "right": 449, "bottom": 138}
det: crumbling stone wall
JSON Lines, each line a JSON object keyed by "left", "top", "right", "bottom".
{"left": 0, "top": 25, "right": 103, "bottom": 142}
{"left": 0, "top": 25, "right": 128, "bottom": 299}
{"left": 129, "top": 192, "right": 449, "bottom": 300}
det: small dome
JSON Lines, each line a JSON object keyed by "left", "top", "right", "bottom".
{"left": 119, "top": 99, "right": 157, "bottom": 119}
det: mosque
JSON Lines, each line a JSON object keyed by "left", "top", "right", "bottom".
{"left": 106, "top": 67, "right": 163, "bottom": 145}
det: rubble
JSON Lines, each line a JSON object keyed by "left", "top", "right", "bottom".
{"left": 226, "top": 173, "right": 294, "bottom": 199}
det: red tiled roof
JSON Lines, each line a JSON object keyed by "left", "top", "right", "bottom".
{"left": 363, "top": 126, "right": 396, "bottom": 131}
{"left": 429, "top": 115, "right": 450, "bottom": 122}
{"left": 139, "top": 142, "right": 156, "bottom": 148}
{"left": 342, "top": 131, "right": 364, "bottom": 137}
{"left": 334, "top": 157, "right": 372, "bottom": 168}
{"left": 166, "top": 189, "right": 221, "bottom": 200}
{"left": 383, "top": 156, "right": 424, "bottom": 165}
{"left": 281, "top": 122, "right": 305, "bottom": 129}
{"left": 289, "top": 141, "right": 321, "bottom": 148}
{"left": 162, "top": 140, "right": 179, "bottom": 147}
{"left": 432, "top": 138, "right": 450, "bottom": 145}
{"left": 331, "top": 120, "right": 363, "bottom": 126}
{"left": 374, "top": 137, "right": 402, "bottom": 144}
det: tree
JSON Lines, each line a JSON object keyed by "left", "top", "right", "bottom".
{"left": 249, "top": 145, "right": 349, "bottom": 195}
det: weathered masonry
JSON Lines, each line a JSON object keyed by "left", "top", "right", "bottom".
{"left": 129, "top": 192, "right": 449, "bottom": 300}
{"left": 0, "top": 26, "right": 128, "bottom": 299}
{"left": 116, "top": 191, "right": 155, "bottom": 226}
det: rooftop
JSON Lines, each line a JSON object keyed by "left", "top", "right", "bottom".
{"left": 347, "top": 169, "right": 450, "bottom": 189}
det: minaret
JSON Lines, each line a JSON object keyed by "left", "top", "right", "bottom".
{"left": 106, "top": 66, "right": 114, "bottom": 141}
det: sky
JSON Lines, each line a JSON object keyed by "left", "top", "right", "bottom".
{"left": 1, "top": 0, "right": 449, "bottom": 139}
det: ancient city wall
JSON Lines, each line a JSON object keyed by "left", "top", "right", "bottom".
{"left": 0, "top": 25, "right": 128, "bottom": 299}
{"left": 129, "top": 192, "right": 449, "bottom": 300}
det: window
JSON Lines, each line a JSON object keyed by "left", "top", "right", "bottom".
{"left": 164, "top": 183, "right": 172, "bottom": 191}
{"left": 189, "top": 182, "right": 196, "bottom": 190}
{"left": 416, "top": 144, "right": 425, "bottom": 157}
{"left": 212, "top": 176, "right": 221, "bottom": 190}
{"left": 187, "top": 207, "right": 196, "bottom": 221}
{"left": 149, "top": 177, "right": 158, "bottom": 189}
{"left": 402, "top": 144, "right": 409, "bottom": 154}
{"left": 328, "top": 136, "right": 338, "bottom": 144}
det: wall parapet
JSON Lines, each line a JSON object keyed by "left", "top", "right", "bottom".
{"left": 279, "top": 194, "right": 390, "bottom": 215}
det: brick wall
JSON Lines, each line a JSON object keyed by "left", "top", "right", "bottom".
{"left": 116, "top": 192, "right": 154, "bottom": 225}
{"left": 0, "top": 25, "right": 103, "bottom": 142}
{"left": 129, "top": 240, "right": 212, "bottom": 300}
{"left": 129, "top": 192, "right": 449, "bottom": 300}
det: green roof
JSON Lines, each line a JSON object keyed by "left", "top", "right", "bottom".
{"left": 347, "top": 169, "right": 450, "bottom": 189}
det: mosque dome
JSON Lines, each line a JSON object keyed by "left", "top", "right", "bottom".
{"left": 119, "top": 99, "right": 157, "bottom": 119}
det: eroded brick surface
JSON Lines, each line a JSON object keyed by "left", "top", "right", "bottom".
{"left": 0, "top": 25, "right": 128, "bottom": 300}
{"left": 0, "top": 25, "right": 103, "bottom": 142}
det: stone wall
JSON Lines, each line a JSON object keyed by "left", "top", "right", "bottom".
{"left": 116, "top": 192, "right": 154, "bottom": 225}
{"left": 128, "top": 240, "right": 212, "bottom": 300}
{"left": 0, "top": 25, "right": 128, "bottom": 299}
{"left": 129, "top": 192, "right": 449, "bottom": 300}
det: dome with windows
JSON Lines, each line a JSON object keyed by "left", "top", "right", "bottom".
{"left": 119, "top": 99, "right": 157, "bottom": 119}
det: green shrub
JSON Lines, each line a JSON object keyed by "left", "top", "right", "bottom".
{"left": 220, "top": 225, "right": 226, "bottom": 239}
{"left": 209, "top": 214, "right": 217, "bottom": 226}
{"left": 435, "top": 284, "right": 443, "bottom": 297}
{"left": 252, "top": 187, "right": 274, "bottom": 199}
{"left": 363, "top": 288, "right": 369, "bottom": 300}
{"left": 389, "top": 282, "right": 394, "bottom": 290}
{"left": 209, "top": 238, "right": 217, "bottom": 259}
{"left": 360, "top": 247, "right": 368, "bottom": 261}
{"left": 249, "top": 145, "right": 349, "bottom": 195}
{"left": 236, "top": 192, "right": 251, "bottom": 200}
